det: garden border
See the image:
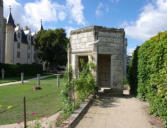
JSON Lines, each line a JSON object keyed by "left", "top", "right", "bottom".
{"left": 61, "top": 95, "right": 94, "bottom": 128}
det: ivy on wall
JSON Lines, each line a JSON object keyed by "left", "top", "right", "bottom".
{"left": 128, "top": 32, "right": 167, "bottom": 127}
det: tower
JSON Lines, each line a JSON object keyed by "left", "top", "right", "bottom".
{"left": 0, "top": 0, "right": 3, "bottom": 17}
{"left": 5, "top": 6, "right": 15, "bottom": 64}
{"left": 40, "top": 19, "right": 44, "bottom": 30}
{"left": 0, "top": 0, "right": 6, "bottom": 63}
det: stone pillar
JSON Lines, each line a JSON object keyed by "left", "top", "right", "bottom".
{"left": 72, "top": 55, "right": 78, "bottom": 78}
{"left": 93, "top": 43, "right": 98, "bottom": 87}
{"left": 123, "top": 38, "right": 127, "bottom": 79}
{"left": 67, "top": 44, "right": 71, "bottom": 72}
{"left": 110, "top": 55, "right": 124, "bottom": 94}
{"left": 21, "top": 72, "right": 24, "bottom": 84}
{"left": 110, "top": 55, "right": 113, "bottom": 88}
{"left": 37, "top": 74, "right": 40, "bottom": 86}
{"left": 42, "top": 61, "right": 46, "bottom": 71}
{"left": 56, "top": 74, "right": 60, "bottom": 87}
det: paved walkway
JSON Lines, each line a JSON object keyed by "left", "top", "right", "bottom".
{"left": 0, "top": 74, "right": 56, "bottom": 87}
{"left": 76, "top": 90, "right": 162, "bottom": 128}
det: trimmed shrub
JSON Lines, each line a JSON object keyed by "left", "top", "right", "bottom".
{"left": 128, "top": 31, "right": 167, "bottom": 127}
{"left": 0, "top": 63, "right": 43, "bottom": 77}
{"left": 127, "top": 46, "right": 139, "bottom": 95}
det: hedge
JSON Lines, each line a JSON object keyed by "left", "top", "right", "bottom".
{"left": 128, "top": 31, "right": 167, "bottom": 127}
{"left": 0, "top": 63, "right": 43, "bottom": 77}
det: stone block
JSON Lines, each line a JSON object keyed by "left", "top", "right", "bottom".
{"left": 112, "top": 55, "right": 123, "bottom": 60}
{"left": 112, "top": 60, "right": 123, "bottom": 67}
{"left": 80, "top": 38, "right": 87, "bottom": 43}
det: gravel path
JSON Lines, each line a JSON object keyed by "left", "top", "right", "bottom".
{"left": 76, "top": 90, "right": 161, "bottom": 128}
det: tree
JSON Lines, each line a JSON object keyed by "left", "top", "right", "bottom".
{"left": 35, "top": 29, "right": 69, "bottom": 68}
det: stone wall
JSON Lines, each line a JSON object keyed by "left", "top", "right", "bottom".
{"left": 0, "top": 0, "right": 5, "bottom": 63}
{"left": 5, "top": 25, "right": 14, "bottom": 64}
{"left": 0, "top": 18, "right": 5, "bottom": 63}
{"left": 69, "top": 26, "right": 126, "bottom": 93}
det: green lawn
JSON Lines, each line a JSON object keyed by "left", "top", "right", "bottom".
{"left": 0, "top": 76, "right": 64, "bottom": 125}
{"left": 0, "top": 73, "right": 54, "bottom": 84}
{"left": 0, "top": 76, "right": 35, "bottom": 84}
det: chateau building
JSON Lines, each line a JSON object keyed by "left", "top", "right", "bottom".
{"left": 5, "top": 8, "right": 37, "bottom": 64}
{"left": 0, "top": 0, "right": 39, "bottom": 64}
{"left": 68, "top": 26, "right": 127, "bottom": 94}
{"left": 0, "top": 0, "right": 6, "bottom": 63}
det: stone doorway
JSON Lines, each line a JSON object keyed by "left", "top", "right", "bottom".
{"left": 78, "top": 56, "right": 88, "bottom": 72}
{"left": 98, "top": 54, "right": 111, "bottom": 87}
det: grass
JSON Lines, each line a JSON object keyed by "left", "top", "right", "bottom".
{"left": 0, "top": 73, "right": 54, "bottom": 84}
{"left": 0, "top": 75, "right": 64, "bottom": 125}
{"left": 0, "top": 76, "right": 35, "bottom": 84}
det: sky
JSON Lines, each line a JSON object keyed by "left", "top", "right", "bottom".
{"left": 3, "top": 0, "right": 167, "bottom": 55}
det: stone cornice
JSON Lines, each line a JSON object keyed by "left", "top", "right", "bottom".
{"left": 70, "top": 26, "right": 125, "bottom": 35}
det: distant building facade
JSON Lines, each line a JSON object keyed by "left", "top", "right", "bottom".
{"left": 0, "top": 0, "right": 6, "bottom": 63}
{"left": 0, "top": 1, "right": 39, "bottom": 64}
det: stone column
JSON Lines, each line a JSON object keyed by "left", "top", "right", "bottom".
{"left": 67, "top": 44, "right": 71, "bottom": 72}
{"left": 37, "top": 74, "right": 40, "bottom": 86}
{"left": 74, "top": 55, "right": 78, "bottom": 78}
{"left": 93, "top": 43, "right": 98, "bottom": 87}
{"left": 110, "top": 55, "right": 113, "bottom": 88}
{"left": 110, "top": 55, "right": 124, "bottom": 94}
{"left": 21, "top": 72, "right": 24, "bottom": 84}
{"left": 57, "top": 74, "right": 60, "bottom": 87}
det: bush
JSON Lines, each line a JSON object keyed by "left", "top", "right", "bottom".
{"left": 56, "top": 60, "right": 96, "bottom": 126}
{"left": 0, "top": 63, "right": 43, "bottom": 77}
{"left": 128, "top": 31, "right": 167, "bottom": 127}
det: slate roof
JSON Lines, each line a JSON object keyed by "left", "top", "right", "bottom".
{"left": 40, "top": 24, "right": 44, "bottom": 30}
{"left": 7, "top": 12, "right": 15, "bottom": 27}
{"left": 21, "top": 30, "right": 28, "bottom": 43}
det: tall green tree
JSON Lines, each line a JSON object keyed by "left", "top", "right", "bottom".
{"left": 35, "top": 29, "right": 69, "bottom": 67}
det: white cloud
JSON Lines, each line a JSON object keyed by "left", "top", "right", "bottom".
{"left": 4, "top": 0, "right": 86, "bottom": 31}
{"left": 127, "top": 47, "right": 135, "bottom": 56}
{"left": 24, "top": 0, "right": 66, "bottom": 30}
{"left": 96, "top": 2, "right": 104, "bottom": 16}
{"left": 65, "top": 26, "right": 76, "bottom": 37}
{"left": 66, "top": 0, "right": 86, "bottom": 25}
{"left": 123, "top": 0, "right": 167, "bottom": 41}
{"left": 95, "top": 2, "right": 109, "bottom": 16}
{"left": 58, "top": 11, "right": 66, "bottom": 21}
{"left": 4, "top": 0, "right": 24, "bottom": 25}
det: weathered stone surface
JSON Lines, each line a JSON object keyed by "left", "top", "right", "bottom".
{"left": 0, "top": 2, "right": 5, "bottom": 64}
{"left": 68, "top": 26, "right": 127, "bottom": 94}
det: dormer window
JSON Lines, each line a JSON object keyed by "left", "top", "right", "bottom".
{"left": 17, "top": 43, "right": 20, "bottom": 49}
{"left": 18, "top": 33, "right": 20, "bottom": 38}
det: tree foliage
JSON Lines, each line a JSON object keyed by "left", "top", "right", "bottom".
{"left": 35, "top": 29, "right": 69, "bottom": 66}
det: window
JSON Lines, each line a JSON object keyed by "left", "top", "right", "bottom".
{"left": 17, "top": 43, "right": 20, "bottom": 49}
{"left": 18, "top": 33, "right": 20, "bottom": 38}
{"left": 17, "top": 52, "right": 20, "bottom": 58}
{"left": 28, "top": 53, "right": 30, "bottom": 59}
{"left": 34, "top": 54, "right": 36, "bottom": 60}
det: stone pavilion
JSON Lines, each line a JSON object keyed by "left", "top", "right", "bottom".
{"left": 68, "top": 26, "right": 127, "bottom": 94}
